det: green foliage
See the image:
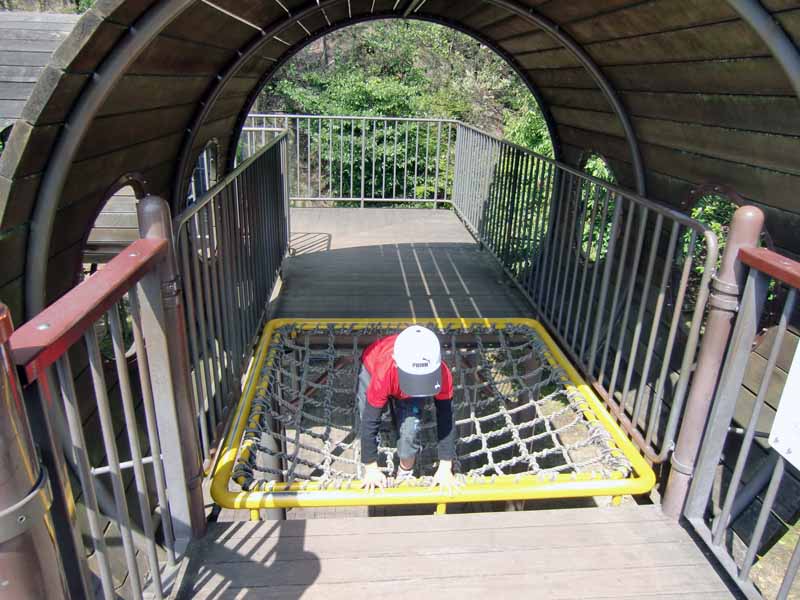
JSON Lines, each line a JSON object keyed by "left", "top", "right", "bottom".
{"left": 579, "top": 154, "right": 616, "bottom": 262}
{"left": 258, "top": 20, "right": 553, "bottom": 155}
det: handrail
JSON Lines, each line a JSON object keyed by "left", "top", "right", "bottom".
{"left": 739, "top": 247, "right": 800, "bottom": 289}
{"left": 175, "top": 130, "right": 290, "bottom": 232}
{"left": 683, "top": 214, "right": 800, "bottom": 599}
{"left": 245, "top": 113, "right": 710, "bottom": 232}
{"left": 10, "top": 238, "right": 167, "bottom": 382}
{"left": 454, "top": 120, "right": 710, "bottom": 233}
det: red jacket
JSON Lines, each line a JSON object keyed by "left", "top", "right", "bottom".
{"left": 362, "top": 334, "right": 453, "bottom": 408}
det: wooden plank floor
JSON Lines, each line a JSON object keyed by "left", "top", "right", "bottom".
{"left": 173, "top": 506, "right": 734, "bottom": 599}
{"left": 270, "top": 207, "right": 531, "bottom": 319}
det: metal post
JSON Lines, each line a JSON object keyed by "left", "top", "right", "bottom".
{"left": 662, "top": 205, "right": 764, "bottom": 519}
{"left": 0, "top": 305, "right": 70, "bottom": 600}
{"left": 137, "top": 194, "right": 207, "bottom": 549}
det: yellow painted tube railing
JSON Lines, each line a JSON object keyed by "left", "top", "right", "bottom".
{"left": 210, "top": 318, "right": 656, "bottom": 509}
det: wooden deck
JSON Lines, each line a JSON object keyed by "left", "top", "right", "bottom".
{"left": 191, "top": 208, "right": 735, "bottom": 598}
{"left": 173, "top": 506, "right": 734, "bottom": 599}
{"left": 270, "top": 207, "right": 531, "bottom": 320}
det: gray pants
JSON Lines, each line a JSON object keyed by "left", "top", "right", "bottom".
{"left": 356, "top": 365, "right": 424, "bottom": 461}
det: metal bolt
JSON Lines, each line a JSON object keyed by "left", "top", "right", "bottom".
{"left": 35, "top": 323, "right": 50, "bottom": 331}
{"left": 16, "top": 514, "right": 25, "bottom": 524}
{"left": 0, "top": 579, "right": 8, "bottom": 588}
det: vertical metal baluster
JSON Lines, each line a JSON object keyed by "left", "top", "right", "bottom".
{"left": 294, "top": 118, "right": 299, "bottom": 201}
{"left": 423, "top": 122, "right": 431, "bottom": 202}
{"left": 534, "top": 157, "right": 552, "bottom": 288}
{"left": 645, "top": 229, "right": 695, "bottom": 445}
{"left": 578, "top": 186, "right": 611, "bottom": 357}
{"left": 213, "top": 195, "right": 236, "bottom": 396}
{"left": 620, "top": 212, "right": 665, "bottom": 419}
{"left": 187, "top": 216, "right": 216, "bottom": 437}
{"left": 392, "top": 121, "right": 399, "bottom": 199}
{"left": 85, "top": 326, "right": 143, "bottom": 597}
{"left": 317, "top": 118, "right": 322, "bottom": 199}
{"left": 739, "top": 458, "right": 785, "bottom": 580}
{"left": 381, "top": 119, "right": 387, "bottom": 199}
{"left": 178, "top": 228, "right": 210, "bottom": 457}
{"left": 207, "top": 196, "right": 230, "bottom": 410}
{"left": 433, "top": 121, "right": 442, "bottom": 208}
{"left": 53, "top": 357, "right": 115, "bottom": 599}
{"left": 339, "top": 119, "right": 344, "bottom": 199}
{"left": 714, "top": 289, "right": 796, "bottom": 546}
{"left": 128, "top": 291, "right": 176, "bottom": 565}
{"left": 608, "top": 205, "right": 650, "bottom": 401}
{"left": 403, "top": 123, "right": 409, "bottom": 200}
{"left": 221, "top": 186, "right": 243, "bottom": 375}
{"left": 546, "top": 172, "right": 574, "bottom": 321}
{"left": 777, "top": 534, "right": 800, "bottom": 600}
{"left": 413, "top": 122, "right": 420, "bottom": 200}
{"left": 443, "top": 122, "right": 453, "bottom": 203}
{"left": 567, "top": 180, "right": 599, "bottom": 342}
{"left": 597, "top": 197, "right": 635, "bottom": 384}
{"left": 631, "top": 221, "right": 679, "bottom": 430}
{"left": 558, "top": 175, "right": 586, "bottom": 331}
{"left": 566, "top": 179, "right": 596, "bottom": 340}
{"left": 521, "top": 156, "right": 542, "bottom": 294}
{"left": 305, "top": 117, "right": 310, "bottom": 197}
{"left": 223, "top": 186, "right": 246, "bottom": 375}
{"left": 328, "top": 118, "right": 334, "bottom": 199}
{"left": 197, "top": 206, "right": 223, "bottom": 423}
{"left": 108, "top": 305, "right": 163, "bottom": 598}
{"left": 371, "top": 119, "right": 377, "bottom": 200}
{"left": 360, "top": 120, "right": 366, "bottom": 207}
{"left": 538, "top": 167, "right": 562, "bottom": 317}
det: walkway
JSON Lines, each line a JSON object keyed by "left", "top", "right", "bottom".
{"left": 190, "top": 207, "right": 734, "bottom": 598}
{"left": 270, "top": 208, "right": 531, "bottom": 320}
{"left": 174, "top": 505, "right": 733, "bottom": 599}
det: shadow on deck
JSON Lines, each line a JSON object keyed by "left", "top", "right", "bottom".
{"left": 270, "top": 208, "right": 531, "bottom": 320}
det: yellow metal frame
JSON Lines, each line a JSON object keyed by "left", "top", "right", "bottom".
{"left": 210, "top": 318, "right": 656, "bottom": 509}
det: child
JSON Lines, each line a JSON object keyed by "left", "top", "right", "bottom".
{"left": 356, "top": 325, "right": 458, "bottom": 494}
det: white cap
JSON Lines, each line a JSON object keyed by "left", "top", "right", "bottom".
{"left": 393, "top": 326, "right": 442, "bottom": 397}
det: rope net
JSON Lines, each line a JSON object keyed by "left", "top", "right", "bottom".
{"left": 233, "top": 322, "right": 632, "bottom": 492}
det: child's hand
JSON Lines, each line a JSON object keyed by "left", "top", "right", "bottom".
{"left": 361, "top": 463, "right": 387, "bottom": 493}
{"left": 431, "top": 460, "right": 461, "bottom": 496}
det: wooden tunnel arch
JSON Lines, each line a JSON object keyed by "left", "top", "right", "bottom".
{"left": 1, "top": 0, "right": 799, "bottom": 324}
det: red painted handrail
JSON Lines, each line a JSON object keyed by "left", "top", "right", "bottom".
{"left": 739, "top": 247, "right": 800, "bottom": 290}
{"left": 10, "top": 238, "right": 167, "bottom": 383}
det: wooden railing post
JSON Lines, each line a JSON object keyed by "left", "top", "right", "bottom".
{"left": 137, "top": 194, "right": 206, "bottom": 550}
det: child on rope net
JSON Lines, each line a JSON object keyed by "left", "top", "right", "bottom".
{"left": 357, "top": 325, "right": 460, "bottom": 494}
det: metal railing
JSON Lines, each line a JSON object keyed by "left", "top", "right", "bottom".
{"left": 174, "top": 132, "right": 290, "bottom": 460}
{"left": 685, "top": 246, "right": 800, "bottom": 600}
{"left": 240, "top": 113, "right": 456, "bottom": 207}
{"left": 7, "top": 237, "right": 201, "bottom": 599}
{"left": 450, "top": 122, "right": 718, "bottom": 463}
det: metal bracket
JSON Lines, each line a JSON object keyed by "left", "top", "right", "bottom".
{"left": 670, "top": 456, "right": 694, "bottom": 477}
{"left": 0, "top": 467, "right": 53, "bottom": 544}
{"left": 707, "top": 275, "right": 741, "bottom": 312}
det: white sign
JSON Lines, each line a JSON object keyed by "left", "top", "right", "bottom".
{"left": 770, "top": 340, "right": 800, "bottom": 472}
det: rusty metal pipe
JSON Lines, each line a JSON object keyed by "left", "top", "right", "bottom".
{"left": 661, "top": 205, "right": 764, "bottom": 519}
{"left": 0, "top": 306, "right": 69, "bottom": 599}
